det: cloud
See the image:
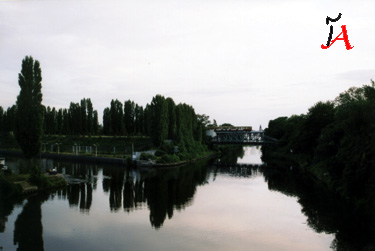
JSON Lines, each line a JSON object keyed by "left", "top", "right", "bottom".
{"left": 336, "top": 69, "right": 375, "bottom": 84}
{"left": 1, "top": 0, "right": 375, "bottom": 127}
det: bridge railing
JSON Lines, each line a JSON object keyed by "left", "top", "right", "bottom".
{"left": 211, "top": 130, "right": 277, "bottom": 144}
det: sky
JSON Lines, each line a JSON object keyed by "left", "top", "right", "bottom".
{"left": 1, "top": 0, "right": 374, "bottom": 129}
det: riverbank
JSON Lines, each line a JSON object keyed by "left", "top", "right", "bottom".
{"left": 0, "top": 134, "right": 153, "bottom": 158}
{"left": 261, "top": 145, "right": 375, "bottom": 218}
{"left": 0, "top": 149, "right": 218, "bottom": 168}
{"left": 0, "top": 171, "right": 67, "bottom": 197}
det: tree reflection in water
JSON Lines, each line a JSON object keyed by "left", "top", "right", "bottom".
{"left": 216, "top": 147, "right": 375, "bottom": 251}
{"left": 101, "top": 160, "right": 209, "bottom": 228}
{"left": 1, "top": 151, "right": 374, "bottom": 250}
{"left": 55, "top": 162, "right": 96, "bottom": 213}
{"left": 103, "top": 167, "right": 125, "bottom": 211}
{"left": 259, "top": 162, "right": 375, "bottom": 251}
{"left": 13, "top": 194, "right": 48, "bottom": 251}
{"left": 0, "top": 192, "right": 23, "bottom": 233}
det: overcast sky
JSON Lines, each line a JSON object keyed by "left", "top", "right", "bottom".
{"left": 1, "top": 0, "right": 374, "bottom": 128}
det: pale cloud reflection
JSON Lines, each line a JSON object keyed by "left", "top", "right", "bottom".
{"left": 164, "top": 175, "right": 333, "bottom": 251}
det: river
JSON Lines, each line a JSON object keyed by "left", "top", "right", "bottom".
{"left": 0, "top": 146, "right": 372, "bottom": 250}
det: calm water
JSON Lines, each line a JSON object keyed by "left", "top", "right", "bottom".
{"left": 0, "top": 146, "right": 372, "bottom": 250}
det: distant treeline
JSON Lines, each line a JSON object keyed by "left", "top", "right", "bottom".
{"left": 0, "top": 98, "right": 99, "bottom": 136}
{"left": 0, "top": 95, "right": 209, "bottom": 149}
{"left": 263, "top": 83, "right": 375, "bottom": 212}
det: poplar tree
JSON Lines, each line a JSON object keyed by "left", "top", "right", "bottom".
{"left": 15, "top": 56, "right": 43, "bottom": 159}
{"left": 149, "top": 95, "right": 168, "bottom": 147}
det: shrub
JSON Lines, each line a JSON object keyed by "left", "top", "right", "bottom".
{"left": 155, "top": 150, "right": 167, "bottom": 157}
{"left": 140, "top": 153, "right": 156, "bottom": 160}
{"left": 156, "top": 154, "right": 180, "bottom": 164}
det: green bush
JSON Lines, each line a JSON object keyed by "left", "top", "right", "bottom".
{"left": 156, "top": 154, "right": 180, "bottom": 164}
{"left": 154, "top": 150, "right": 167, "bottom": 157}
{"left": 28, "top": 165, "right": 51, "bottom": 188}
{"left": 140, "top": 153, "right": 156, "bottom": 160}
{"left": 178, "top": 152, "right": 194, "bottom": 161}
{"left": 161, "top": 142, "right": 176, "bottom": 154}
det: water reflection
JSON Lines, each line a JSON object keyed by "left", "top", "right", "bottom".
{"left": 103, "top": 167, "right": 125, "bottom": 211}
{"left": 100, "top": 161, "right": 209, "bottom": 228}
{"left": 14, "top": 194, "right": 48, "bottom": 251}
{"left": 260, "top": 156, "right": 375, "bottom": 250}
{"left": 0, "top": 192, "right": 22, "bottom": 233}
{"left": 1, "top": 149, "right": 374, "bottom": 250}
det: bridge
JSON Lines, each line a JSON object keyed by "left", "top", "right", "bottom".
{"left": 206, "top": 126, "right": 277, "bottom": 144}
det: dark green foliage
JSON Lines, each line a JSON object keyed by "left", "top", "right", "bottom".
{"left": 103, "top": 107, "right": 111, "bottom": 135}
{"left": 1, "top": 66, "right": 210, "bottom": 160}
{"left": 134, "top": 104, "right": 144, "bottom": 135}
{"left": 155, "top": 149, "right": 167, "bottom": 157}
{"left": 140, "top": 152, "right": 156, "bottom": 161}
{"left": 93, "top": 110, "right": 99, "bottom": 135}
{"left": 28, "top": 165, "right": 51, "bottom": 188}
{"left": 264, "top": 83, "right": 375, "bottom": 212}
{"left": 157, "top": 154, "right": 180, "bottom": 164}
{"left": 296, "top": 101, "right": 335, "bottom": 155}
{"left": 124, "top": 100, "right": 135, "bottom": 135}
{"left": 62, "top": 108, "right": 70, "bottom": 134}
{"left": 2, "top": 105, "right": 17, "bottom": 133}
{"left": 0, "top": 106, "right": 4, "bottom": 132}
{"left": 15, "top": 56, "right": 44, "bottom": 159}
{"left": 101, "top": 99, "right": 143, "bottom": 136}
{"left": 44, "top": 106, "right": 57, "bottom": 135}
{"left": 56, "top": 108, "right": 63, "bottom": 134}
{"left": 110, "top": 99, "right": 124, "bottom": 135}
{"left": 69, "top": 102, "right": 82, "bottom": 134}
{"left": 166, "top": 98, "right": 177, "bottom": 139}
{"left": 149, "top": 95, "right": 169, "bottom": 147}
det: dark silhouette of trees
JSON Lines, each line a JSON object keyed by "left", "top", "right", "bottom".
{"left": 110, "top": 99, "right": 124, "bottom": 136}
{"left": 149, "top": 95, "right": 169, "bottom": 146}
{"left": 124, "top": 100, "right": 135, "bottom": 135}
{"left": 40, "top": 98, "right": 98, "bottom": 136}
{"left": 15, "top": 56, "right": 44, "bottom": 159}
{"left": 1, "top": 70, "right": 208, "bottom": 155}
{"left": 264, "top": 83, "right": 375, "bottom": 217}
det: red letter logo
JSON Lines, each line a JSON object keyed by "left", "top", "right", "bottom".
{"left": 321, "top": 25, "right": 354, "bottom": 50}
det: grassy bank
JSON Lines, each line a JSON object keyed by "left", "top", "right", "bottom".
{"left": 0, "top": 134, "right": 153, "bottom": 158}
{"left": 0, "top": 170, "right": 67, "bottom": 197}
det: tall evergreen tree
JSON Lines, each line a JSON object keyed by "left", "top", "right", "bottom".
{"left": 149, "top": 95, "right": 168, "bottom": 147}
{"left": 124, "top": 100, "right": 135, "bottom": 135}
{"left": 69, "top": 102, "right": 81, "bottom": 134}
{"left": 80, "top": 99, "right": 88, "bottom": 135}
{"left": 0, "top": 106, "right": 4, "bottom": 133}
{"left": 166, "top": 97, "right": 177, "bottom": 140}
{"left": 110, "top": 99, "right": 124, "bottom": 135}
{"left": 56, "top": 108, "right": 63, "bottom": 134}
{"left": 15, "top": 56, "right": 43, "bottom": 159}
{"left": 62, "top": 108, "right": 70, "bottom": 134}
{"left": 93, "top": 110, "right": 99, "bottom": 135}
{"left": 86, "top": 98, "right": 94, "bottom": 135}
{"left": 143, "top": 104, "right": 151, "bottom": 136}
{"left": 134, "top": 104, "right": 144, "bottom": 135}
{"left": 4, "top": 105, "right": 17, "bottom": 133}
{"left": 103, "top": 107, "right": 111, "bottom": 135}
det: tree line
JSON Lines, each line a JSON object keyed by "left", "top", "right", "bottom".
{"left": 0, "top": 98, "right": 99, "bottom": 136}
{"left": 0, "top": 95, "right": 209, "bottom": 146}
{"left": 263, "top": 82, "right": 375, "bottom": 213}
{"left": 1, "top": 55, "right": 214, "bottom": 165}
